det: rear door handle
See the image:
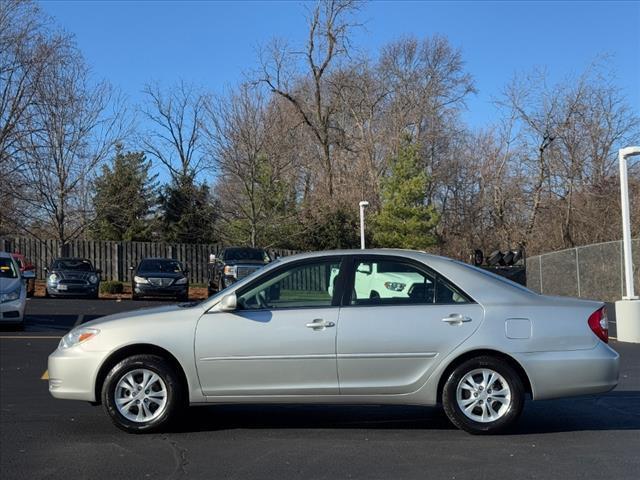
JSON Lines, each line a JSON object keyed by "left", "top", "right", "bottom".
{"left": 442, "top": 314, "right": 472, "bottom": 325}
{"left": 306, "top": 319, "right": 335, "bottom": 330}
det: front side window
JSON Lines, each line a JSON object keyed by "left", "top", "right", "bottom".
{"left": 351, "top": 259, "right": 469, "bottom": 306}
{"left": 237, "top": 259, "right": 343, "bottom": 310}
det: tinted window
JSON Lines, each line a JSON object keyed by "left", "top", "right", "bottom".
{"left": 351, "top": 259, "right": 469, "bottom": 306}
{"left": 138, "top": 259, "right": 183, "bottom": 273}
{"left": 52, "top": 259, "right": 94, "bottom": 271}
{"left": 223, "top": 248, "right": 270, "bottom": 262}
{"left": 0, "top": 258, "right": 18, "bottom": 278}
{"left": 237, "top": 259, "right": 342, "bottom": 310}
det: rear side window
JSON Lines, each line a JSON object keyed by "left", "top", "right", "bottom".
{"left": 350, "top": 259, "right": 470, "bottom": 306}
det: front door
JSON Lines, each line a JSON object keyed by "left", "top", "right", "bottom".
{"left": 195, "top": 257, "right": 345, "bottom": 396}
{"left": 337, "top": 256, "right": 483, "bottom": 394}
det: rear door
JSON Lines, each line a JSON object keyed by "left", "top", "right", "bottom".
{"left": 336, "top": 255, "right": 483, "bottom": 395}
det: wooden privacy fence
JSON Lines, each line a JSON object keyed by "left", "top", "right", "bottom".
{"left": 0, "top": 237, "right": 298, "bottom": 284}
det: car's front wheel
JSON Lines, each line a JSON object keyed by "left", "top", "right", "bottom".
{"left": 102, "top": 354, "right": 184, "bottom": 433}
{"left": 442, "top": 355, "right": 524, "bottom": 434}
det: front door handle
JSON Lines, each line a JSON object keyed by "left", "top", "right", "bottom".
{"left": 442, "top": 314, "right": 472, "bottom": 325}
{"left": 306, "top": 319, "right": 335, "bottom": 330}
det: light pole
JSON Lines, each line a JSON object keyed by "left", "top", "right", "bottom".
{"left": 359, "top": 201, "right": 369, "bottom": 249}
{"left": 616, "top": 146, "right": 640, "bottom": 343}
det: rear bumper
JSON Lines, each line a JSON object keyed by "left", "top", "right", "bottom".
{"left": 515, "top": 341, "right": 619, "bottom": 400}
{"left": 48, "top": 346, "right": 106, "bottom": 401}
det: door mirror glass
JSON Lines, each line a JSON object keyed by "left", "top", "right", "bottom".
{"left": 356, "top": 263, "right": 372, "bottom": 275}
{"left": 219, "top": 293, "right": 237, "bottom": 312}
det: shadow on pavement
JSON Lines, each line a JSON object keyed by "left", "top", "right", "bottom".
{"left": 169, "top": 390, "right": 640, "bottom": 434}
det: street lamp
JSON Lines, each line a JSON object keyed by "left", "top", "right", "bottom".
{"left": 359, "top": 201, "right": 369, "bottom": 249}
{"left": 616, "top": 146, "right": 640, "bottom": 343}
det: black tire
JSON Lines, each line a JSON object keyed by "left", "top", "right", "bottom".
{"left": 132, "top": 292, "right": 139, "bottom": 301}
{"left": 102, "top": 354, "right": 184, "bottom": 434}
{"left": 442, "top": 355, "right": 524, "bottom": 435}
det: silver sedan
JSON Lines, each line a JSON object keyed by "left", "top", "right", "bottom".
{"left": 48, "top": 249, "right": 619, "bottom": 434}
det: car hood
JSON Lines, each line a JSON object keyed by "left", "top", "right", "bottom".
{"left": 135, "top": 272, "right": 184, "bottom": 279}
{"left": 225, "top": 260, "right": 268, "bottom": 266}
{"left": 80, "top": 303, "right": 201, "bottom": 329}
{"left": 0, "top": 277, "right": 21, "bottom": 294}
{"left": 50, "top": 270, "right": 96, "bottom": 280}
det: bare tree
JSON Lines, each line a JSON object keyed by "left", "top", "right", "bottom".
{"left": 14, "top": 47, "right": 126, "bottom": 247}
{"left": 258, "top": 0, "right": 361, "bottom": 197}
{"left": 140, "top": 80, "right": 209, "bottom": 181}
{"left": 206, "top": 84, "right": 299, "bottom": 247}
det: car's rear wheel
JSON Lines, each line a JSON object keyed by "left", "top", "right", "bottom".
{"left": 442, "top": 355, "right": 524, "bottom": 434}
{"left": 102, "top": 354, "right": 184, "bottom": 433}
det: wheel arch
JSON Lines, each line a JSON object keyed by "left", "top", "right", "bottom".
{"left": 93, "top": 343, "right": 189, "bottom": 405}
{"left": 436, "top": 348, "right": 533, "bottom": 403}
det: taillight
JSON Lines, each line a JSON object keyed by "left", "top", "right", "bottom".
{"left": 588, "top": 307, "right": 609, "bottom": 343}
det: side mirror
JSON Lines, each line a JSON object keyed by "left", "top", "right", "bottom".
{"left": 356, "top": 264, "right": 372, "bottom": 275}
{"left": 218, "top": 293, "right": 237, "bottom": 312}
{"left": 95, "top": 269, "right": 102, "bottom": 274}
{"left": 184, "top": 269, "right": 190, "bottom": 275}
{"left": 22, "top": 270, "right": 36, "bottom": 280}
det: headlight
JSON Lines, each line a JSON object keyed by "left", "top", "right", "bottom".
{"left": 224, "top": 266, "right": 237, "bottom": 277}
{"left": 134, "top": 276, "right": 149, "bottom": 284}
{"left": 384, "top": 281, "right": 406, "bottom": 292}
{"left": 48, "top": 273, "right": 59, "bottom": 284}
{"left": 175, "top": 277, "right": 187, "bottom": 285}
{"left": 59, "top": 327, "right": 100, "bottom": 349}
{"left": 89, "top": 274, "right": 98, "bottom": 284}
{"left": 0, "top": 286, "right": 21, "bottom": 303}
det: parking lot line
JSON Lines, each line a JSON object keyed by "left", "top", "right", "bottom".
{"left": 0, "top": 336, "right": 61, "bottom": 339}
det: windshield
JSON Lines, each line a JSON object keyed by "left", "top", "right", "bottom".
{"left": 0, "top": 258, "right": 18, "bottom": 279}
{"left": 224, "top": 248, "right": 270, "bottom": 262}
{"left": 138, "top": 259, "right": 183, "bottom": 273}
{"left": 52, "top": 259, "right": 94, "bottom": 271}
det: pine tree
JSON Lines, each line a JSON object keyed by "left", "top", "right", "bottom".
{"left": 91, "top": 147, "right": 157, "bottom": 241}
{"left": 373, "top": 139, "right": 439, "bottom": 250}
{"left": 158, "top": 173, "right": 218, "bottom": 244}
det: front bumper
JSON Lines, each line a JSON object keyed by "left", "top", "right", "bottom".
{"left": 0, "top": 297, "right": 26, "bottom": 323}
{"left": 134, "top": 284, "right": 188, "bottom": 298}
{"left": 48, "top": 345, "right": 107, "bottom": 401}
{"left": 515, "top": 341, "right": 620, "bottom": 400}
{"left": 47, "top": 283, "right": 98, "bottom": 297}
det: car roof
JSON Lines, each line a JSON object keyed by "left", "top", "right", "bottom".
{"left": 53, "top": 257, "right": 91, "bottom": 262}
{"left": 0, "top": 251, "right": 14, "bottom": 259}
{"left": 139, "top": 257, "right": 180, "bottom": 261}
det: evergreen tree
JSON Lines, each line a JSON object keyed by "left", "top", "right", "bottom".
{"left": 373, "top": 139, "right": 439, "bottom": 250}
{"left": 158, "top": 173, "right": 218, "bottom": 244}
{"left": 91, "top": 147, "right": 157, "bottom": 241}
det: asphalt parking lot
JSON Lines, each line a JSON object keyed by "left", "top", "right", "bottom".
{"left": 1, "top": 298, "right": 639, "bottom": 479}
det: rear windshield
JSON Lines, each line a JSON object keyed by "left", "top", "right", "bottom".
{"left": 224, "top": 248, "right": 270, "bottom": 262}
{"left": 52, "top": 259, "right": 94, "bottom": 271}
{"left": 0, "top": 258, "right": 18, "bottom": 278}
{"left": 138, "top": 259, "right": 183, "bottom": 273}
{"left": 452, "top": 260, "right": 536, "bottom": 295}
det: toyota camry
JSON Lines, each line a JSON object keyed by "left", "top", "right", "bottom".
{"left": 48, "top": 249, "right": 619, "bottom": 434}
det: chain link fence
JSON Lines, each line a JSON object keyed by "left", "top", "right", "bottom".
{"left": 526, "top": 239, "right": 640, "bottom": 302}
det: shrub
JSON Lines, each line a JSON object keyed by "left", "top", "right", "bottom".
{"left": 100, "top": 281, "right": 124, "bottom": 294}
